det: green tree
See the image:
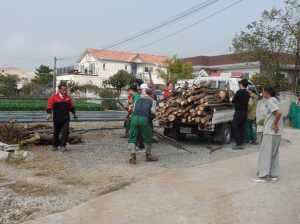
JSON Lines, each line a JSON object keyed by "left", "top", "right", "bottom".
{"left": 0, "top": 73, "right": 19, "bottom": 96}
{"left": 156, "top": 55, "right": 195, "bottom": 86}
{"left": 31, "top": 65, "right": 53, "bottom": 92}
{"left": 20, "top": 82, "right": 42, "bottom": 96}
{"left": 102, "top": 69, "right": 134, "bottom": 93}
{"left": 262, "top": 0, "right": 300, "bottom": 90}
{"left": 230, "top": 19, "right": 291, "bottom": 91}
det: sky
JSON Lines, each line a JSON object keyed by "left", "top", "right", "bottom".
{"left": 0, "top": 0, "right": 287, "bottom": 72}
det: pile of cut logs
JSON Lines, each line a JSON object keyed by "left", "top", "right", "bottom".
{"left": 21, "top": 124, "right": 87, "bottom": 146}
{"left": 156, "top": 80, "right": 234, "bottom": 123}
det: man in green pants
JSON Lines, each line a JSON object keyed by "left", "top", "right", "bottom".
{"left": 245, "top": 86, "right": 259, "bottom": 145}
{"left": 128, "top": 88, "right": 157, "bottom": 164}
{"left": 121, "top": 85, "right": 140, "bottom": 138}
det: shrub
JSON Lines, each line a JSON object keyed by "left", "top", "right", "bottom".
{"left": 258, "top": 119, "right": 265, "bottom": 125}
{"left": 0, "top": 118, "right": 25, "bottom": 144}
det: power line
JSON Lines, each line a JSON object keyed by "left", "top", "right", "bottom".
{"left": 59, "top": 0, "right": 220, "bottom": 60}
{"left": 127, "top": 0, "right": 242, "bottom": 53}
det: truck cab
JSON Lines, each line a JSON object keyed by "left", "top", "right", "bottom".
{"left": 161, "top": 73, "right": 257, "bottom": 144}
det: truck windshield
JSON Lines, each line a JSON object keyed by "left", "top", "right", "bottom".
{"left": 218, "top": 81, "right": 227, "bottom": 90}
{"left": 200, "top": 81, "right": 216, "bottom": 88}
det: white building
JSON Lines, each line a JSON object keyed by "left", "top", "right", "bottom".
{"left": 56, "top": 48, "right": 168, "bottom": 88}
{"left": 181, "top": 54, "right": 295, "bottom": 79}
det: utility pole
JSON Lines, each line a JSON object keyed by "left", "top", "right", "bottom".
{"left": 53, "top": 57, "right": 57, "bottom": 94}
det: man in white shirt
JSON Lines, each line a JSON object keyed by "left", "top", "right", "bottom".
{"left": 252, "top": 84, "right": 283, "bottom": 183}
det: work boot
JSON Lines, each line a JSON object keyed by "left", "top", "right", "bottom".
{"left": 145, "top": 145, "right": 158, "bottom": 162}
{"left": 129, "top": 157, "right": 136, "bottom": 164}
{"left": 251, "top": 141, "right": 259, "bottom": 145}
{"left": 145, "top": 156, "right": 158, "bottom": 162}
{"left": 120, "top": 133, "right": 130, "bottom": 138}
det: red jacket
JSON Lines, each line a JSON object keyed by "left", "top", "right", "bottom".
{"left": 47, "top": 93, "right": 75, "bottom": 123}
{"left": 164, "top": 90, "right": 172, "bottom": 98}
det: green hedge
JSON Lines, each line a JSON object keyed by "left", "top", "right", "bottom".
{"left": 0, "top": 100, "right": 105, "bottom": 111}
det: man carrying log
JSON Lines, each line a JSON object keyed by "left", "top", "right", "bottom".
{"left": 128, "top": 88, "right": 158, "bottom": 164}
{"left": 46, "top": 84, "right": 77, "bottom": 151}
{"left": 231, "top": 79, "right": 250, "bottom": 150}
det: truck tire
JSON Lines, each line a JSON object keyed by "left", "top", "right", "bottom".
{"left": 219, "top": 123, "right": 232, "bottom": 145}
{"left": 175, "top": 134, "right": 186, "bottom": 141}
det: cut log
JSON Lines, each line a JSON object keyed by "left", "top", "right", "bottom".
{"left": 182, "top": 112, "right": 190, "bottom": 118}
{"left": 168, "top": 114, "right": 176, "bottom": 122}
{"left": 167, "top": 107, "right": 179, "bottom": 113}
{"left": 159, "top": 102, "right": 165, "bottom": 107}
{"left": 202, "top": 103, "right": 232, "bottom": 108}
{"left": 155, "top": 112, "right": 162, "bottom": 119}
{"left": 33, "top": 133, "right": 84, "bottom": 142}
{"left": 200, "top": 95, "right": 217, "bottom": 103}
{"left": 70, "top": 139, "right": 79, "bottom": 144}
{"left": 225, "top": 84, "right": 234, "bottom": 99}
{"left": 185, "top": 104, "right": 196, "bottom": 112}
{"left": 181, "top": 99, "right": 188, "bottom": 106}
{"left": 195, "top": 117, "right": 202, "bottom": 123}
{"left": 175, "top": 98, "right": 183, "bottom": 104}
{"left": 187, "top": 92, "right": 206, "bottom": 103}
{"left": 188, "top": 85, "right": 196, "bottom": 94}
{"left": 201, "top": 114, "right": 213, "bottom": 123}
{"left": 157, "top": 93, "right": 174, "bottom": 103}
{"left": 181, "top": 118, "right": 186, "bottom": 123}
{"left": 200, "top": 80, "right": 213, "bottom": 88}
{"left": 197, "top": 110, "right": 212, "bottom": 116}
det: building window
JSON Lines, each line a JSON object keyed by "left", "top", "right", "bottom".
{"left": 125, "top": 65, "right": 127, "bottom": 70}
{"left": 244, "top": 73, "right": 249, "bottom": 78}
{"left": 80, "top": 65, "right": 84, "bottom": 73}
{"left": 145, "top": 67, "right": 153, "bottom": 73}
{"left": 89, "top": 63, "right": 95, "bottom": 74}
{"left": 103, "top": 63, "right": 106, "bottom": 69}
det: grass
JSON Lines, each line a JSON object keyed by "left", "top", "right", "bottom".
{"left": 97, "top": 181, "right": 132, "bottom": 196}
{"left": 25, "top": 208, "right": 40, "bottom": 216}
{"left": 8, "top": 180, "right": 64, "bottom": 197}
{"left": 9, "top": 214, "right": 20, "bottom": 221}
{"left": 57, "top": 176, "right": 89, "bottom": 186}
{"left": 258, "top": 119, "right": 265, "bottom": 125}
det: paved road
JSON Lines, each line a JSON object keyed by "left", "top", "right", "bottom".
{"left": 27, "top": 127, "right": 300, "bottom": 224}
{"left": 0, "top": 111, "right": 127, "bottom": 123}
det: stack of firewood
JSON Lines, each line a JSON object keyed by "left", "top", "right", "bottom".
{"left": 156, "top": 80, "right": 234, "bottom": 123}
{"left": 21, "top": 124, "right": 87, "bottom": 146}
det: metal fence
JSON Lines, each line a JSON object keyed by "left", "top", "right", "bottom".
{"left": 56, "top": 65, "right": 79, "bottom": 75}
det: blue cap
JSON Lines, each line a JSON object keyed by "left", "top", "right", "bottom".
{"left": 248, "top": 86, "right": 255, "bottom": 91}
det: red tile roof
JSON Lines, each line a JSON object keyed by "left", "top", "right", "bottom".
{"left": 181, "top": 54, "right": 254, "bottom": 66}
{"left": 79, "top": 48, "right": 168, "bottom": 66}
{"left": 202, "top": 69, "right": 213, "bottom": 75}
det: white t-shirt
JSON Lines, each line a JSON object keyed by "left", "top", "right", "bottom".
{"left": 263, "top": 97, "right": 283, "bottom": 136}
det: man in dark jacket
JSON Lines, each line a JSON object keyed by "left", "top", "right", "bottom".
{"left": 232, "top": 79, "right": 250, "bottom": 150}
{"left": 128, "top": 88, "right": 157, "bottom": 164}
{"left": 47, "top": 84, "right": 77, "bottom": 151}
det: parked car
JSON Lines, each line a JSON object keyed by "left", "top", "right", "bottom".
{"left": 156, "top": 90, "right": 163, "bottom": 100}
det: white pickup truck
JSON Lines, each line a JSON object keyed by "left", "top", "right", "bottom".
{"left": 159, "top": 72, "right": 257, "bottom": 144}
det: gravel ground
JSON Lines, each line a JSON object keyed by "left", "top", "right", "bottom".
{"left": 0, "top": 124, "right": 291, "bottom": 223}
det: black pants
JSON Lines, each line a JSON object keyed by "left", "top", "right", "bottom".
{"left": 137, "top": 131, "right": 145, "bottom": 149}
{"left": 53, "top": 122, "right": 69, "bottom": 147}
{"left": 232, "top": 111, "right": 247, "bottom": 145}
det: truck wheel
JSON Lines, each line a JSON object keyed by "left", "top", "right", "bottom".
{"left": 175, "top": 134, "right": 186, "bottom": 141}
{"left": 219, "top": 123, "right": 232, "bottom": 145}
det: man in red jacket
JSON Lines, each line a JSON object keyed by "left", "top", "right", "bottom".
{"left": 47, "top": 84, "right": 77, "bottom": 151}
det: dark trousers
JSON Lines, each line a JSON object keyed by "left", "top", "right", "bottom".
{"left": 137, "top": 131, "right": 145, "bottom": 149}
{"left": 53, "top": 122, "right": 69, "bottom": 147}
{"left": 232, "top": 111, "right": 247, "bottom": 145}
